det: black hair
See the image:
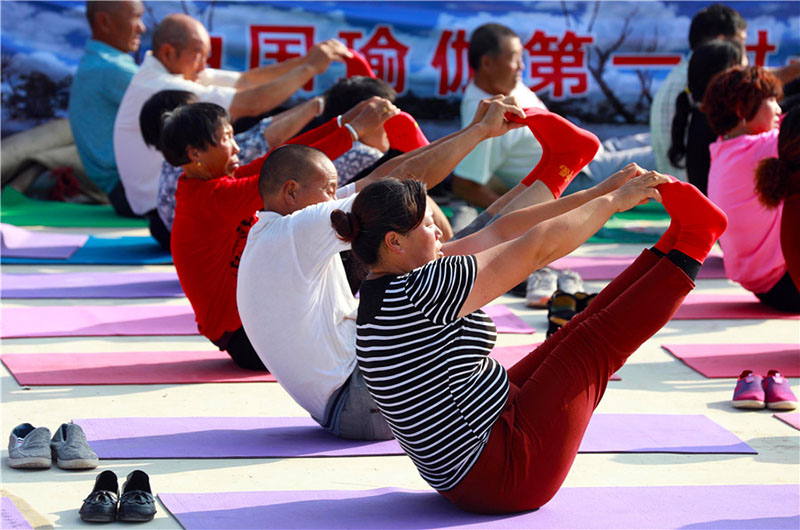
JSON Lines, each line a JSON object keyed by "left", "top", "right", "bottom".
{"left": 330, "top": 178, "right": 427, "bottom": 266}
{"left": 139, "top": 90, "right": 197, "bottom": 151}
{"left": 86, "top": 1, "right": 124, "bottom": 28}
{"left": 159, "top": 102, "right": 230, "bottom": 166}
{"left": 689, "top": 4, "right": 747, "bottom": 50}
{"left": 321, "top": 76, "right": 396, "bottom": 123}
{"left": 468, "top": 23, "right": 518, "bottom": 71}
{"left": 258, "top": 144, "right": 330, "bottom": 198}
{"left": 668, "top": 39, "right": 743, "bottom": 168}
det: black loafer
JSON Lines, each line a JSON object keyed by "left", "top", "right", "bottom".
{"left": 117, "top": 470, "right": 156, "bottom": 522}
{"left": 80, "top": 470, "right": 118, "bottom": 523}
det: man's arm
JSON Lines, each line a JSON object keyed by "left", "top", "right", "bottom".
{"left": 235, "top": 56, "right": 306, "bottom": 89}
{"left": 227, "top": 39, "right": 350, "bottom": 121}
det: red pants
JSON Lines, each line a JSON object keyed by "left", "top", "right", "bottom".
{"left": 440, "top": 250, "right": 694, "bottom": 514}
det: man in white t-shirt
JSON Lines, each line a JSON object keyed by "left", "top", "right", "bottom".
{"left": 454, "top": 23, "right": 653, "bottom": 209}
{"left": 113, "top": 13, "right": 350, "bottom": 218}
{"left": 237, "top": 97, "right": 540, "bottom": 440}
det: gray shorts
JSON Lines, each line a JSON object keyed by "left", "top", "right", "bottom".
{"left": 323, "top": 367, "right": 394, "bottom": 441}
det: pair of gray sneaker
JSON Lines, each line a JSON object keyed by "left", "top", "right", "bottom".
{"left": 8, "top": 423, "right": 99, "bottom": 470}
{"left": 526, "top": 267, "right": 585, "bottom": 308}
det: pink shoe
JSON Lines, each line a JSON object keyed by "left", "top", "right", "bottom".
{"left": 731, "top": 370, "right": 765, "bottom": 409}
{"left": 763, "top": 370, "right": 798, "bottom": 410}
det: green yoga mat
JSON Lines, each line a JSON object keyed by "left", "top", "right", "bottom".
{"left": 0, "top": 188, "right": 147, "bottom": 228}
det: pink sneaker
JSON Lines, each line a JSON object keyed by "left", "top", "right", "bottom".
{"left": 763, "top": 370, "right": 798, "bottom": 411}
{"left": 731, "top": 370, "right": 765, "bottom": 409}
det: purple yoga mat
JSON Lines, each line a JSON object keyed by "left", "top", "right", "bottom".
{"left": 1, "top": 350, "right": 276, "bottom": 385}
{"left": 1, "top": 271, "right": 184, "bottom": 299}
{"left": 662, "top": 343, "right": 800, "bottom": 378}
{"left": 0, "top": 305, "right": 196, "bottom": 338}
{"left": 1, "top": 498, "right": 32, "bottom": 530}
{"left": 72, "top": 414, "right": 754, "bottom": 459}
{"left": 774, "top": 413, "right": 800, "bottom": 431}
{"left": 1, "top": 304, "right": 532, "bottom": 339}
{"left": 551, "top": 252, "right": 725, "bottom": 280}
{"left": 159, "top": 485, "right": 799, "bottom": 530}
{"left": 482, "top": 305, "right": 535, "bottom": 334}
{"left": 0, "top": 223, "right": 88, "bottom": 259}
{"left": 672, "top": 293, "right": 800, "bottom": 320}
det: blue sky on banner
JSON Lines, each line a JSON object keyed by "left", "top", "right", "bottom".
{"left": 1, "top": 1, "right": 798, "bottom": 127}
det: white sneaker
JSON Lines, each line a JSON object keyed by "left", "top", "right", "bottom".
{"left": 556, "top": 269, "right": 584, "bottom": 295}
{"left": 526, "top": 267, "right": 558, "bottom": 308}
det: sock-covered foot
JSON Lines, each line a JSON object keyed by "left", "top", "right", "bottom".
{"left": 345, "top": 49, "right": 376, "bottom": 78}
{"left": 652, "top": 175, "right": 682, "bottom": 255}
{"left": 505, "top": 107, "right": 600, "bottom": 198}
{"left": 657, "top": 180, "right": 728, "bottom": 263}
{"left": 385, "top": 112, "right": 429, "bottom": 153}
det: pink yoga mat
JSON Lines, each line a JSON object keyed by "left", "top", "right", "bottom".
{"left": 1, "top": 345, "right": 618, "bottom": 386}
{"left": 0, "top": 223, "right": 88, "bottom": 259}
{"left": 482, "top": 305, "right": 535, "bottom": 334}
{"left": 550, "top": 253, "right": 725, "bottom": 280}
{"left": 0, "top": 305, "right": 197, "bottom": 338}
{"left": 773, "top": 413, "right": 800, "bottom": 431}
{"left": 672, "top": 293, "right": 800, "bottom": 320}
{"left": 662, "top": 343, "right": 800, "bottom": 378}
{"left": 1, "top": 271, "right": 184, "bottom": 299}
{"left": 159, "top": 485, "right": 799, "bottom": 529}
{"left": 1, "top": 350, "right": 275, "bottom": 385}
{"left": 1, "top": 304, "right": 533, "bottom": 338}
{"left": 72, "top": 414, "right": 754, "bottom": 459}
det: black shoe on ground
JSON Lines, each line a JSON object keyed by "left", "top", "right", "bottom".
{"left": 118, "top": 470, "right": 156, "bottom": 522}
{"left": 546, "top": 290, "right": 578, "bottom": 338}
{"left": 79, "top": 470, "right": 118, "bottom": 523}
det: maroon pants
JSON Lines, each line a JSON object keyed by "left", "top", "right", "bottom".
{"left": 440, "top": 250, "right": 694, "bottom": 514}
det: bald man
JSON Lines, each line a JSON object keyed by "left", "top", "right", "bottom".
{"left": 113, "top": 13, "right": 351, "bottom": 218}
{"left": 68, "top": 1, "right": 145, "bottom": 216}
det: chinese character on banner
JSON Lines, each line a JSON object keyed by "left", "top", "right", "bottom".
{"left": 746, "top": 30, "right": 776, "bottom": 67}
{"left": 249, "top": 25, "right": 315, "bottom": 90}
{"left": 207, "top": 36, "right": 223, "bottom": 69}
{"left": 431, "top": 29, "right": 471, "bottom": 96}
{"left": 524, "top": 30, "right": 593, "bottom": 98}
{"left": 341, "top": 26, "right": 409, "bottom": 93}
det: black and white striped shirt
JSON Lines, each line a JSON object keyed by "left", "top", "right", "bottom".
{"left": 356, "top": 255, "right": 508, "bottom": 491}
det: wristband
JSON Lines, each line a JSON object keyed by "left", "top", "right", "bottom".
{"left": 337, "top": 115, "right": 343, "bottom": 127}
{"left": 343, "top": 122, "right": 359, "bottom": 142}
{"left": 316, "top": 97, "right": 325, "bottom": 117}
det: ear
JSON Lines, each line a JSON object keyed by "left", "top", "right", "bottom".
{"left": 157, "top": 43, "right": 178, "bottom": 67}
{"left": 479, "top": 53, "right": 494, "bottom": 72}
{"left": 94, "top": 11, "right": 112, "bottom": 34}
{"left": 185, "top": 146, "right": 201, "bottom": 164}
{"left": 282, "top": 179, "right": 300, "bottom": 205}
{"left": 383, "top": 231, "right": 404, "bottom": 256}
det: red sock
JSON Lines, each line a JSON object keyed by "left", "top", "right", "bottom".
{"left": 345, "top": 49, "right": 376, "bottom": 78}
{"left": 506, "top": 107, "right": 600, "bottom": 198}
{"left": 657, "top": 180, "right": 728, "bottom": 263}
{"left": 385, "top": 112, "right": 429, "bottom": 153}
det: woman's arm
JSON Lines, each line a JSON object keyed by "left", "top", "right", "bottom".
{"left": 444, "top": 164, "right": 646, "bottom": 256}
{"left": 456, "top": 171, "right": 671, "bottom": 317}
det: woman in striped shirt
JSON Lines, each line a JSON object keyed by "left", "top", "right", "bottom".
{"left": 332, "top": 174, "right": 727, "bottom": 514}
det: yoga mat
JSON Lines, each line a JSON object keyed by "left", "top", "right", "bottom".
{"left": 483, "top": 305, "right": 535, "bottom": 334}
{"left": 159, "top": 485, "right": 799, "bottom": 530}
{"left": 0, "top": 345, "right": 618, "bottom": 386}
{"left": 72, "top": 414, "right": 754, "bottom": 459}
{"left": 0, "top": 187, "right": 147, "bottom": 228}
{"left": 0, "top": 223, "right": 87, "bottom": 259}
{"left": 1, "top": 305, "right": 196, "bottom": 338}
{"left": 1, "top": 305, "right": 531, "bottom": 339}
{"left": 1, "top": 271, "right": 184, "bottom": 299}
{"left": 672, "top": 293, "right": 800, "bottom": 320}
{"left": 491, "top": 344, "right": 620, "bottom": 380}
{"left": 550, "top": 253, "right": 725, "bottom": 280}
{"left": 1, "top": 350, "right": 276, "bottom": 386}
{"left": 662, "top": 343, "right": 800, "bottom": 378}
{"left": 773, "top": 413, "right": 800, "bottom": 431}
{"left": 1, "top": 236, "right": 171, "bottom": 265}
{"left": 1, "top": 497, "right": 32, "bottom": 530}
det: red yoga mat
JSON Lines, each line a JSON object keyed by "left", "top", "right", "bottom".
{"left": 662, "top": 343, "right": 800, "bottom": 378}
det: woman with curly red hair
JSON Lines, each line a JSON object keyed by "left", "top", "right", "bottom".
{"left": 755, "top": 107, "right": 800, "bottom": 294}
{"left": 704, "top": 65, "right": 798, "bottom": 312}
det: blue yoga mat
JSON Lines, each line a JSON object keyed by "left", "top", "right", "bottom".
{"left": 1, "top": 236, "right": 171, "bottom": 265}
